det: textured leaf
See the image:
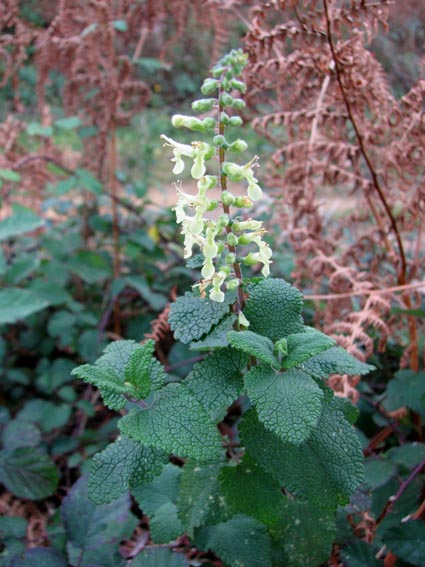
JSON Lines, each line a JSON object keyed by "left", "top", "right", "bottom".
{"left": 0, "top": 448, "right": 59, "bottom": 500}
{"left": 244, "top": 366, "right": 324, "bottom": 444}
{"left": 241, "top": 404, "right": 364, "bottom": 511}
{"left": 129, "top": 547, "right": 188, "bottom": 567}
{"left": 244, "top": 278, "right": 304, "bottom": 341}
{"left": 195, "top": 514, "right": 272, "bottom": 567}
{"left": 133, "top": 464, "right": 183, "bottom": 543}
{"left": 61, "top": 476, "right": 136, "bottom": 567}
{"left": 190, "top": 314, "right": 236, "bottom": 351}
{"left": 0, "top": 210, "right": 44, "bottom": 242}
{"left": 364, "top": 457, "right": 397, "bottom": 489}
{"left": 184, "top": 348, "right": 247, "bottom": 421}
{"left": 177, "top": 461, "right": 228, "bottom": 532}
{"left": 119, "top": 384, "right": 224, "bottom": 461}
{"left": 10, "top": 548, "right": 68, "bottom": 567}
{"left": 1, "top": 420, "right": 42, "bottom": 450}
{"left": 88, "top": 436, "right": 168, "bottom": 504}
{"left": 168, "top": 292, "right": 230, "bottom": 343}
{"left": 282, "top": 329, "right": 335, "bottom": 369}
{"left": 269, "top": 499, "right": 336, "bottom": 567}
{"left": 382, "top": 521, "right": 425, "bottom": 564}
{"left": 96, "top": 340, "right": 139, "bottom": 374}
{"left": 124, "top": 340, "right": 165, "bottom": 398}
{"left": 219, "top": 457, "right": 284, "bottom": 527}
{"left": 0, "top": 289, "right": 49, "bottom": 325}
{"left": 340, "top": 541, "right": 381, "bottom": 567}
{"left": 384, "top": 370, "right": 425, "bottom": 414}
{"left": 227, "top": 330, "right": 278, "bottom": 366}
{"left": 301, "top": 346, "right": 374, "bottom": 378}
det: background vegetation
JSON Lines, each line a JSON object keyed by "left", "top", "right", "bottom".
{"left": 0, "top": 1, "right": 424, "bottom": 566}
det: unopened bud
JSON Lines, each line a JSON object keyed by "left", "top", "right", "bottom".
{"left": 201, "top": 78, "right": 219, "bottom": 95}
{"left": 222, "top": 162, "right": 244, "bottom": 181}
{"left": 234, "top": 196, "right": 253, "bottom": 208}
{"left": 230, "top": 79, "right": 247, "bottom": 93}
{"left": 228, "top": 139, "right": 248, "bottom": 153}
{"left": 213, "top": 134, "right": 227, "bottom": 148}
{"left": 191, "top": 98, "right": 216, "bottom": 112}
{"left": 227, "top": 232, "right": 239, "bottom": 247}
{"left": 227, "top": 278, "right": 240, "bottom": 290}
{"left": 221, "top": 190, "right": 235, "bottom": 206}
{"left": 229, "top": 116, "right": 243, "bottom": 127}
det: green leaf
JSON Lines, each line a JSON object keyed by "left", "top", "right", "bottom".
{"left": 386, "top": 443, "right": 425, "bottom": 469}
{"left": 0, "top": 289, "right": 49, "bottom": 325}
{"left": 75, "top": 168, "right": 103, "bottom": 195}
{"left": 5, "top": 256, "right": 40, "bottom": 285}
{"left": 61, "top": 476, "right": 137, "bottom": 567}
{"left": 112, "top": 19, "right": 128, "bottom": 32}
{"left": 1, "top": 420, "right": 42, "bottom": 450}
{"left": 10, "top": 548, "right": 68, "bottom": 567}
{"left": 282, "top": 329, "right": 335, "bottom": 369}
{"left": 340, "top": 541, "right": 382, "bottom": 567}
{"left": 0, "top": 209, "right": 44, "bottom": 242}
{"left": 219, "top": 457, "right": 284, "bottom": 527}
{"left": 0, "top": 168, "right": 21, "bottom": 182}
{"left": 177, "top": 461, "right": 228, "bottom": 532}
{"left": 195, "top": 514, "right": 272, "bottom": 567}
{"left": 184, "top": 348, "right": 247, "bottom": 421}
{"left": 301, "top": 346, "right": 374, "bottom": 378}
{"left": 16, "top": 400, "right": 72, "bottom": 433}
{"left": 364, "top": 457, "right": 397, "bottom": 489}
{"left": 67, "top": 251, "right": 111, "bottom": 283}
{"left": 119, "top": 384, "right": 224, "bottom": 461}
{"left": 0, "top": 516, "right": 28, "bottom": 539}
{"left": 240, "top": 404, "right": 364, "bottom": 511}
{"left": 133, "top": 464, "right": 183, "bottom": 543}
{"left": 244, "top": 278, "right": 304, "bottom": 341}
{"left": 125, "top": 276, "right": 168, "bottom": 311}
{"left": 27, "top": 280, "right": 72, "bottom": 306}
{"left": 129, "top": 548, "right": 188, "bottom": 567}
{"left": 26, "top": 122, "right": 53, "bottom": 137}
{"left": 244, "top": 366, "right": 324, "bottom": 444}
{"left": 54, "top": 116, "right": 82, "bottom": 130}
{"left": 169, "top": 292, "right": 230, "bottom": 343}
{"left": 124, "top": 340, "right": 165, "bottom": 398}
{"left": 96, "top": 339, "right": 139, "bottom": 374}
{"left": 72, "top": 364, "right": 128, "bottom": 410}
{"left": 190, "top": 314, "right": 236, "bottom": 351}
{"left": 269, "top": 499, "right": 336, "bottom": 567}
{"left": 382, "top": 521, "right": 425, "bottom": 565}
{"left": 88, "top": 436, "right": 168, "bottom": 504}
{"left": 0, "top": 448, "right": 59, "bottom": 500}
{"left": 227, "top": 330, "right": 278, "bottom": 366}
{"left": 384, "top": 370, "right": 425, "bottom": 414}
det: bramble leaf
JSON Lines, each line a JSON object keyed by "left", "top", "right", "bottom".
{"left": 384, "top": 370, "right": 425, "bottom": 414}
{"left": 184, "top": 348, "right": 247, "bottom": 421}
{"left": 118, "top": 384, "right": 224, "bottom": 461}
{"left": 282, "top": 329, "right": 335, "bottom": 369}
{"left": 195, "top": 514, "right": 272, "bottom": 567}
{"left": 88, "top": 436, "right": 168, "bottom": 504}
{"left": 227, "top": 330, "right": 278, "bottom": 366}
{"left": 382, "top": 521, "right": 425, "bottom": 565}
{"left": 168, "top": 292, "right": 230, "bottom": 343}
{"left": 0, "top": 448, "right": 59, "bottom": 500}
{"left": 61, "top": 476, "right": 136, "bottom": 567}
{"left": 244, "top": 366, "right": 324, "bottom": 444}
{"left": 0, "top": 289, "right": 49, "bottom": 325}
{"left": 301, "top": 346, "right": 374, "bottom": 378}
{"left": 129, "top": 547, "right": 188, "bottom": 567}
{"left": 340, "top": 541, "right": 381, "bottom": 567}
{"left": 240, "top": 403, "right": 364, "bottom": 511}
{"left": 244, "top": 278, "right": 304, "bottom": 341}
{"left": 0, "top": 209, "right": 44, "bottom": 242}
{"left": 133, "top": 464, "right": 183, "bottom": 543}
{"left": 177, "top": 461, "right": 228, "bottom": 532}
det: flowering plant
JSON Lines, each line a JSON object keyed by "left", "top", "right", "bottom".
{"left": 162, "top": 49, "right": 272, "bottom": 312}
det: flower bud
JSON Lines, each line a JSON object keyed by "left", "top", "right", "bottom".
{"left": 234, "top": 196, "right": 253, "bottom": 208}
{"left": 213, "top": 134, "right": 227, "bottom": 148}
{"left": 228, "top": 139, "right": 248, "bottom": 153}
{"left": 221, "top": 190, "right": 235, "bottom": 206}
{"left": 191, "top": 98, "right": 216, "bottom": 112}
{"left": 222, "top": 162, "right": 244, "bottom": 181}
{"left": 227, "top": 278, "right": 240, "bottom": 291}
{"left": 198, "top": 175, "right": 218, "bottom": 191}
{"left": 201, "top": 78, "right": 219, "bottom": 95}
{"left": 229, "top": 116, "right": 243, "bottom": 127}
{"left": 238, "top": 311, "right": 250, "bottom": 328}
{"left": 232, "top": 219, "right": 263, "bottom": 232}
{"left": 274, "top": 338, "right": 288, "bottom": 358}
{"left": 202, "top": 117, "right": 217, "bottom": 131}
{"left": 225, "top": 253, "right": 236, "bottom": 265}
{"left": 217, "top": 214, "right": 229, "bottom": 229}
{"left": 242, "top": 253, "right": 258, "bottom": 266}
{"left": 220, "top": 92, "right": 235, "bottom": 107}
{"left": 232, "top": 98, "right": 246, "bottom": 110}
{"left": 207, "top": 200, "right": 219, "bottom": 211}
{"left": 230, "top": 79, "right": 247, "bottom": 93}
{"left": 220, "top": 111, "right": 230, "bottom": 125}
{"left": 227, "top": 232, "right": 239, "bottom": 247}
